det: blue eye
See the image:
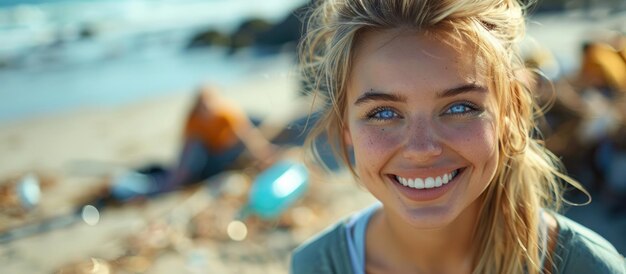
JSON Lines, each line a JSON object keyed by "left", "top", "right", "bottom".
{"left": 444, "top": 103, "right": 479, "bottom": 115}
{"left": 368, "top": 107, "right": 399, "bottom": 120}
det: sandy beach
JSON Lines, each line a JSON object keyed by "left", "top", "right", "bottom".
{"left": 0, "top": 67, "right": 378, "bottom": 274}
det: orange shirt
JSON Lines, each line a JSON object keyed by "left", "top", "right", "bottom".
{"left": 581, "top": 43, "right": 626, "bottom": 92}
{"left": 184, "top": 99, "right": 248, "bottom": 152}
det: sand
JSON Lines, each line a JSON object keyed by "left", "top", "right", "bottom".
{"left": 0, "top": 69, "right": 375, "bottom": 274}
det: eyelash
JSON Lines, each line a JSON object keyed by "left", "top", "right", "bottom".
{"left": 443, "top": 101, "right": 482, "bottom": 116}
{"left": 364, "top": 101, "right": 482, "bottom": 121}
{"left": 366, "top": 106, "right": 400, "bottom": 121}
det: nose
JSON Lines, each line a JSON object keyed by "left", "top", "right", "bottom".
{"left": 402, "top": 117, "right": 443, "bottom": 160}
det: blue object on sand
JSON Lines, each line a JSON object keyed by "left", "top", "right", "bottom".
{"left": 110, "top": 171, "right": 156, "bottom": 201}
{"left": 247, "top": 160, "right": 309, "bottom": 219}
{"left": 16, "top": 174, "right": 41, "bottom": 210}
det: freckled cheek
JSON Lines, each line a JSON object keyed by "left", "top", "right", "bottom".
{"left": 440, "top": 121, "right": 498, "bottom": 160}
{"left": 351, "top": 126, "right": 402, "bottom": 169}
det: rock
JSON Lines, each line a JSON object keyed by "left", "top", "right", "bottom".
{"left": 228, "top": 18, "right": 273, "bottom": 53}
{"left": 186, "top": 29, "right": 231, "bottom": 49}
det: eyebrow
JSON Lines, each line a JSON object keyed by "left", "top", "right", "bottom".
{"left": 354, "top": 90, "right": 407, "bottom": 105}
{"left": 436, "top": 83, "right": 487, "bottom": 98}
{"left": 353, "top": 83, "right": 487, "bottom": 105}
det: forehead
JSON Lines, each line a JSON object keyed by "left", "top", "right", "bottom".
{"left": 349, "top": 29, "right": 488, "bottom": 96}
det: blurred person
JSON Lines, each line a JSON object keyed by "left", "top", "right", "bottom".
{"left": 111, "top": 85, "right": 278, "bottom": 201}
{"left": 291, "top": 0, "right": 626, "bottom": 273}
{"left": 523, "top": 33, "right": 626, "bottom": 213}
{"left": 522, "top": 46, "right": 602, "bottom": 192}
{"left": 569, "top": 33, "right": 626, "bottom": 204}
{"left": 171, "top": 86, "right": 278, "bottom": 185}
{"left": 579, "top": 36, "right": 626, "bottom": 96}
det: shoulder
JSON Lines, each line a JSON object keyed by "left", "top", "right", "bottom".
{"left": 552, "top": 213, "right": 626, "bottom": 274}
{"left": 290, "top": 219, "right": 353, "bottom": 274}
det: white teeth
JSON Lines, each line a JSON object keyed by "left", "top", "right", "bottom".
{"left": 395, "top": 169, "right": 460, "bottom": 190}
{"left": 415, "top": 178, "right": 424, "bottom": 189}
{"left": 399, "top": 176, "right": 408, "bottom": 186}
{"left": 424, "top": 177, "right": 435, "bottom": 188}
{"left": 435, "top": 176, "right": 442, "bottom": 187}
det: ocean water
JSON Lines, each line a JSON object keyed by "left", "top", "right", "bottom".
{"left": 0, "top": 49, "right": 299, "bottom": 122}
{"left": 0, "top": 0, "right": 306, "bottom": 123}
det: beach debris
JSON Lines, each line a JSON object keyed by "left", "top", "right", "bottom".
{"left": 0, "top": 173, "right": 42, "bottom": 216}
{"left": 16, "top": 173, "right": 41, "bottom": 210}
{"left": 190, "top": 160, "right": 317, "bottom": 241}
{"left": 57, "top": 258, "right": 112, "bottom": 274}
{"left": 47, "top": 162, "right": 330, "bottom": 274}
{"left": 37, "top": 152, "right": 327, "bottom": 274}
{"left": 80, "top": 205, "right": 100, "bottom": 226}
{"left": 244, "top": 160, "right": 309, "bottom": 220}
{"left": 57, "top": 255, "right": 152, "bottom": 274}
{"left": 108, "top": 170, "right": 156, "bottom": 202}
{"left": 227, "top": 220, "right": 248, "bottom": 241}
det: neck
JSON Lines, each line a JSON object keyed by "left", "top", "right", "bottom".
{"left": 368, "top": 200, "right": 482, "bottom": 273}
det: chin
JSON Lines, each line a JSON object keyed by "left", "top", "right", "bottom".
{"left": 397, "top": 204, "right": 459, "bottom": 229}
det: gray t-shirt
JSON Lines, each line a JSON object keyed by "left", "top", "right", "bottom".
{"left": 291, "top": 205, "right": 625, "bottom": 273}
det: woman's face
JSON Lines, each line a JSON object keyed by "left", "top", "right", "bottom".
{"left": 344, "top": 30, "right": 500, "bottom": 229}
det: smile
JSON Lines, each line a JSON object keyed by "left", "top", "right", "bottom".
{"left": 394, "top": 169, "right": 461, "bottom": 190}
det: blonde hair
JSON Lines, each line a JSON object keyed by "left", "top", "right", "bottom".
{"left": 299, "top": 0, "right": 587, "bottom": 273}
